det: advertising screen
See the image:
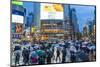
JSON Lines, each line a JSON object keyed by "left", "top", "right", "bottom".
{"left": 40, "top": 3, "right": 64, "bottom": 20}
{"left": 11, "top": 23, "right": 23, "bottom": 33}
{"left": 12, "top": 14, "right": 24, "bottom": 23}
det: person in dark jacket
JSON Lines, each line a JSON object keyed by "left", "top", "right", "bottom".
{"left": 22, "top": 48, "right": 30, "bottom": 65}
{"left": 14, "top": 50, "right": 20, "bottom": 66}
{"left": 56, "top": 47, "right": 60, "bottom": 62}
{"left": 46, "top": 49, "right": 52, "bottom": 64}
{"left": 62, "top": 47, "right": 66, "bottom": 63}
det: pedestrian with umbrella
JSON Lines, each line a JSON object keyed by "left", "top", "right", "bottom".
{"left": 14, "top": 45, "right": 21, "bottom": 51}
{"left": 36, "top": 49, "right": 46, "bottom": 64}
{"left": 76, "top": 50, "right": 89, "bottom": 62}
{"left": 29, "top": 50, "right": 38, "bottom": 64}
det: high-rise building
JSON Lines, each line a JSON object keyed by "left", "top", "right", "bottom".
{"left": 87, "top": 19, "right": 96, "bottom": 42}
{"left": 33, "top": 2, "right": 40, "bottom": 30}
{"left": 83, "top": 25, "right": 88, "bottom": 37}
{"left": 39, "top": 4, "right": 66, "bottom": 40}
{"left": 63, "top": 5, "right": 73, "bottom": 39}
{"left": 26, "top": 13, "right": 34, "bottom": 27}
{"left": 87, "top": 19, "right": 94, "bottom": 35}
{"left": 71, "top": 8, "right": 79, "bottom": 32}
{"left": 70, "top": 8, "right": 79, "bottom": 39}
{"left": 63, "top": 5, "right": 71, "bottom": 31}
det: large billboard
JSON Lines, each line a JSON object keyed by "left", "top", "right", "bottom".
{"left": 12, "top": 23, "right": 23, "bottom": 33}
{"left": 12, "top": 14, "right": 24, "bottom": 23}
{"left": 40, "top": 3, "right": 64, "bottom": 20}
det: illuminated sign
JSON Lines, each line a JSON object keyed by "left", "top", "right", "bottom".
{"left": 12, "top": 1, "right": 23, "bottom": 6}
{"left": 12, "top": 34, "right": 22, "bottom": 39}
{"left": 15, "top": 24, "right": 23, "bottom": 33}
{"left": 40, "top": 3, "right": 64, "bottom": 20}
{"left": 11, "top": 23, "right": 23, "bottom": 33}
{"left": 12, "top": 14, "right": 24, "bottom": 23}
{"left": 41, "top": 29, "right": 64, "bottom": 33}
{"left": 31, "top": 27, "right": 36, "bottom": 33}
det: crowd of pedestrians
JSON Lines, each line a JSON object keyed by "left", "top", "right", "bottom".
{"left": 12, "top": 39, "right": 96, "bottom": 66}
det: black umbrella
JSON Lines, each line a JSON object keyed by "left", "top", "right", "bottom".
{"left": 14, "top": 46, "right": 21, "bottom": 51}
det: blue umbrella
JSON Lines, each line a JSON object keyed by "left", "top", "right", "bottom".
{"left": 36, "top": 50, "right": 45, "bottom": 56}
{"left": 31, "top": 51, "right": 38, "bottom": 58}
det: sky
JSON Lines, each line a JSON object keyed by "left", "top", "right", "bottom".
{"left": 23, "top": 2, "right": 34, "bottom": 16}
{"left": 23, "top": 2, "right": 95, "bottom": 32}
{"left": 70, "top": 5, "right": 95, "bottom": 32}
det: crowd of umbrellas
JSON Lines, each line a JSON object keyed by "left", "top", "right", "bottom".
{"left": 11, "top": 39, "right": 96, "bottom": 66}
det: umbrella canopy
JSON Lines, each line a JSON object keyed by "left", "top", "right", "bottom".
{"left": 36, "top": 50, "right": 45, "bottom": 56}
{"left": 14, "top": 45, "right": 21, "bottom": 51}
{"left": 54, "top": 44, "right": 60, "bottom": 47}
{"left": 88, "top": 45, "right": 96, "bottom": 50}
{"left": 30, "top": 51, "right": 38, "bottom": 58}
{"left": 82, "top": 41, "right": 89, "bottom": 45}
{"left": 33, "top": 45, "right": 40, "bottom": 49}
{"left": 77, "top": 51, "right": 89, "bottom": 61}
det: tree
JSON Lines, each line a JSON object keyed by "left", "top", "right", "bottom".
{"left": 75, "top": 32, "right": 82, "bottom": 40}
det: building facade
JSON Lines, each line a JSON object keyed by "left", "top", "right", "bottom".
{"left": 12, "top": 1, "right": 26, "bottom": 39}
{"left": 70, "top": 8, "right": 79, "bottom": 39}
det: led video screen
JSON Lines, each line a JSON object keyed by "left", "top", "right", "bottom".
{"left": 40, "top": 3, "right": 64, "bottom": 19}
{"left": 11, "top": 1, "right": 96, "bottom": 67}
